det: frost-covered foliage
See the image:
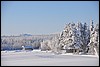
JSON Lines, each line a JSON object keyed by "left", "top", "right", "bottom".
{"left": 1, "top": 34, "right": 57, "bottom": 50}
{"left": 56, "top": 21, "right": 99, "bottom": 55}
{"left": 87, "top": 21, "right": 99, "bottom": 55}
{"left": 58, "top": 22, "right": 90, "bottom": 54}
{"left": 40, "top": 34, "right": 61, "bottom": 54}
{"left": 40, "top": 39, "right": 52, "bottom": 51}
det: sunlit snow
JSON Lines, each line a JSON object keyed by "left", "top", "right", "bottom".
{"left": 1, "top": 50, "right": 99, "bottom": 66}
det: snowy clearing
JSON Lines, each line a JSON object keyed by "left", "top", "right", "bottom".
{"left": 1, "top": 50, "right": 99, "bottom": 66}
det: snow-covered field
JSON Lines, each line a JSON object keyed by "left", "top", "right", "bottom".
{"left": 1, "top": 50, "right": 99, "bottom": 66}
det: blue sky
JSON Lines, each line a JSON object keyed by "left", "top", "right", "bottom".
{"left": 1, "top": 1, "right": 99, "bottom": 36}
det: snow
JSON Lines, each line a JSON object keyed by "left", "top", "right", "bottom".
{"left": 1, "top": 50, "right": 99, "bottom": 66}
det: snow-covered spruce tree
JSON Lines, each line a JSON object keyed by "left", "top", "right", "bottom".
{"left": 74, "top": 22, "right": 83, "bottom": 54}
{"left": 94, "top": 23, "right": 99, "bottom": 55}
{"left": 58, "top": 22, "right": 81, "bottom": 54}
{"left": 88, "top": 20, "right": 99, "bottom": 55}
{"left": 93, "top": 23, "right": 99, "bottom": 56}
{"left": 87, "top": 20, "right": 95, "bottom": 55}
{"left": 80, "top": 22, "right": 90, "bottom": 54}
